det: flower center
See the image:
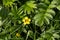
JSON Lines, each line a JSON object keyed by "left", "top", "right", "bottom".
{"left": 25, "top": 19, "right": 29, "bottom": 22}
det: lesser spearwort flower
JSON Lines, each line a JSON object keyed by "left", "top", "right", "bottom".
{"left": 16, "top": 33, "right": 20, "bottom": 37}
{"left": 22, "top": 17, "right": 31, "bottom": 25}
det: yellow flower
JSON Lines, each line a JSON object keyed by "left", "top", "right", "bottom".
{"left": 16, "top": 33, "right": 20, "bottom": 37}
{"left": 22, "top": 17, "right": 31, "bottom": 25}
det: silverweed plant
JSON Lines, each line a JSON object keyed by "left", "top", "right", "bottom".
{"left": 0, "top": 0, "right": 60, "bottom": 40}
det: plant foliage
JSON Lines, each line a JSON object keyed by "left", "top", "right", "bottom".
{"left": 0, "top": 0, "right": 60, "bottom": 40}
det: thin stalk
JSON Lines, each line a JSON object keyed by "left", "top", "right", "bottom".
{"left": 34, "top": 24, "right": 36, "bottom": 40}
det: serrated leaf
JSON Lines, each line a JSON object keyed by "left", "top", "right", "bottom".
{"left": 53, "top": 33, "right": 60, "bottom": 38}
{"left": 45, "top": 0, "right": 50, "bottom": 4}
{"left": 49, "top": 4, "right": 56, "bottom": 8}
{"left": 57, "top": 5, "right": 60, "bottom": 10}
{"left": 47, "top": 9, "right": 55, "bottom": 15}
{"left": 45, "top": 13, "right": 53, "bottom": 19}
{"left": 34, "top": 13, "right": 44, "bottom": 26}
{"left": 0, "top": 21, "right": 3, "bottom": 26}
{"left": 18, "top": 1, "right": 36, "bottom": 14}
{"left": 44, "top": 17, "right": 50, "bottom": 24}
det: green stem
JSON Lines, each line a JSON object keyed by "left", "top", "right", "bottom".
{"left": 34, "top": 25, "right": 36, "bottom": 40}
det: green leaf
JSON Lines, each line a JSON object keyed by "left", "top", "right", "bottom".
{"left": 47, "top": 9, "right": 55, "bottom": 15}
{"left": 45, "top": 0, "right": 50, "bottom": 4}
{"left": 0, "top": 20, "right": 3, "bottom": 26}
{"left": 44, "top": 17, "right": 50, "bottom": 24}
{"left": 34, "top": 13, "right": 44, "bottom": 26}
{"left": 18, "top": 1, "right": 36, "bottom": 14}
{"left": 53, "top": 33, "right": 60, "bottom": 38}
{"left": 34, "top": 9, "right": 54, "bottom": 26}
{"left": 49, "top": 4, "right": 56, "bottom": 8}
{"left": 57, "top": 5, "right": 60, "bottom": 10}
{"left": 0, "top": 39, "right": 3, "bottom": 40}
{"left": 45, "top": 13, "right": 53, "bottom": 19}
{"left": 3, "top": 0, "right": 16, "bottom": 7}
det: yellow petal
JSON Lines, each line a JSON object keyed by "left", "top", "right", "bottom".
{"left": 26, "top": 22, "right": 30, "bottom": 24}
{"left": 25, "top": 17, "right": 28, "bottom": 19}
{"left": 29, "top": 19, "right": 31, "bottom": 21}
{"left": 16, "top": 33, "right": 20, "bottom": 37}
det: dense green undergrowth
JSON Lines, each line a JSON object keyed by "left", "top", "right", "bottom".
{"left": 0, "top": 0, "right": 60, "bottom": 40}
